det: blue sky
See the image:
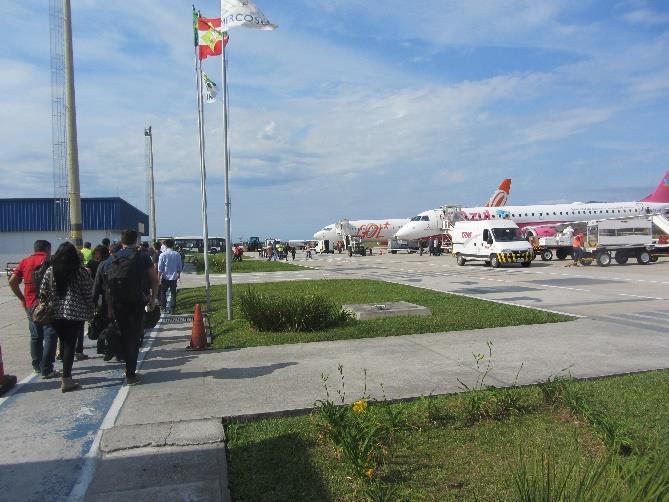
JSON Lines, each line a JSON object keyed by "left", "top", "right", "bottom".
{"left": 1, "top": 0, "right": 668, "bottom": 240}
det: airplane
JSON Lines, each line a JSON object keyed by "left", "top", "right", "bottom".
{"left": 313, "top": 179, "right": 513, "bottom": 244}
{"left": 394, "top": 170, "right": 669, "bottom": 241}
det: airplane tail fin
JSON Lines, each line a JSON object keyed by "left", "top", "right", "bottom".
{"left": 639, "top": 170, "right": 669, "bottom": 203}
{"left": 485, "top": 178, "right": 512, "bottom": 207}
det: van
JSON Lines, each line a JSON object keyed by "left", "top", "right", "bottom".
{"left": 451, "top": 220, "right": 534, "bottom": 268}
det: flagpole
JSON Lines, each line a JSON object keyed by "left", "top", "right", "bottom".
{"left": 193, "top": 27, "right": 211, "bottom": 313}
{"left": 222, "top": 42, "right": 233, "bottom": 321}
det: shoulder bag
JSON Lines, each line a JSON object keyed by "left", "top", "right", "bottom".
{"left": 32, "top": 269, "right": 54, "bottom": 326}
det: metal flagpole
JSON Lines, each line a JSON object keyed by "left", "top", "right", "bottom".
{"left": 193, "top": 25, "right": 211, "bottom": 313}
{"left": 222, "top": 42, "right": 233, "bottom": 320}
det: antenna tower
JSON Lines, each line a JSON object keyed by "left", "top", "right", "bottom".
{"left": 49, "top": 0, "right": 70, "bottom": 238}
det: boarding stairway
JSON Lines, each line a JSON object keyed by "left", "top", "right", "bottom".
{"left": 651, "top": 213, "right": 669, "bottom": 236}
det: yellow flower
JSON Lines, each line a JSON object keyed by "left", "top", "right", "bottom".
{"left": 365, "top": 467, "right": 375, "bottom": 479}
{"left": 352, "top": 399, "right": 368, "bottom": 414}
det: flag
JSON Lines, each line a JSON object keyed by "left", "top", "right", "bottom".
{"left": 202, "top": 73, "right": 218, "bottom": 103}
{"left": 196, "top": 15, "right": 229, "bottom": 60}
{"left": 221, "top": 0, "right": 277, "bottom": 31}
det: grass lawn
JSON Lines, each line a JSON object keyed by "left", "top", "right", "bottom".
{"left": 226, "top": 370, "right": 669, "bottom": 501}
{"left": 187, "top": 253, "right": 306, "bottom": 273}
{"left": 175, "top": 279, "right": 571, "bottom": 349}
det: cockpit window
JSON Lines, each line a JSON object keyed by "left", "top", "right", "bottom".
{"left": 410, "top": 216, "right": 422, "bottom": 221}
{"left": 421, "top": 216, "right": 429, "bottom": 221}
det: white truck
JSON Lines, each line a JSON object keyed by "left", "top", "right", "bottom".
{"left": 451, "top": 220, "right": 534, "bottom": 268}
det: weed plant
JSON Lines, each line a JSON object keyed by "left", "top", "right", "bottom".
{"left": 238, "top": 286, "right": 354, "bottom": 332}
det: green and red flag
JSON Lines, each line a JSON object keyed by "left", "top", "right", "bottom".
{"left": 193, "top": 8, "right": 229, "bottom": 60}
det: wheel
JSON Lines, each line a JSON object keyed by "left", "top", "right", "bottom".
{"left": 637, "top": 251, "right": 651, "bottom": 265}
{"left": 391, "top": 250, "right": 397, "bottom": 254}
{"left": 521, "top": 261, "right": 531, "bottom": 268}
{"left": 491, "top": 255, "right": 500, "bottom": 268}
{"left": 484, "top": 260, "right": 491, "bottom": 267}
{"left": 614, "top": 251, "right": 628, "bottom": 265}
{"left": 556, "top": 249, "right": 568, "bottom": 260}
{"left": 456, "top": 255, "right": 466, "bottom": 266}
{"left": 596, "top": 251, "right": 611, "bottom": 267}
{"left": 650, "top": 256, "right": 659, "bottom": 262}
{"left": 540, "top": 250, "right": 553, "bottom": 261}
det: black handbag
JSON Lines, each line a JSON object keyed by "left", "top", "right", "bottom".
{"left": 87, "top": 309, "right": 108, "bottom": 340}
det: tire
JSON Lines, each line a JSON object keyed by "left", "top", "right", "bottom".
{"left": 556, "top": 249, "right": 568, "bottom": 260}
{"left": 484, "top": 260, "right": 491, "bottom": 267}
{"left": 614, "top": 251, "right": 628, "bottom": 265}
{"left": 637, "top": 251, "right": 651, "bottom": 265}
{"left": 491, "top": 255, "right": 500, "bottom": 268}
{"left": 596, "top": 251, "right": 611, "bottom": 267}
{"left": 521, "top": 261, "right": 531, "bottom": 268}
{"left": 650, "top": 256, "right": 659, "bottom": 263}
{"left": 456, "top": 255, "right": 466, "bottom": 266}
{"left": 541, "top": 250, "right": 553, "bottom": 261}
{"left": 391, "top": 250, "right": 397, "bottom": 254}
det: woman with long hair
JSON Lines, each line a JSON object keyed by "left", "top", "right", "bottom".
{"left": 39, "top": 242, "right": 94, "bottom": 392}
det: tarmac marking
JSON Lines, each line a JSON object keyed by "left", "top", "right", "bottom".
{"left": 0, "top": 372, "right": 38, "bottom": 410}
{"left": 618, "top": 293, "right": 667, "bottom": 301}
{"left": 67, "top": 321, "right": 162, "bottom": 501}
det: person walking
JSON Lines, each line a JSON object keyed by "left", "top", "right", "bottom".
{"left": 106, "top": 230, "right": 159, "bottom": 385}
{"left": 290, "top": 246, "right": 296, "bottom": 261}
{"left": 80, "top": 242, "right": 93, "bottom": 266}
{"left": 39, "top": 242, "right": 94, "bottom": 392}
{"left": 8, "top": 240, "right": 59, "bottom": 379}
{"left": 93, "top": 243, "right": 121, "bottom": 362}
{"left": 157, "top": 238, "right": 182, "bottom": 314}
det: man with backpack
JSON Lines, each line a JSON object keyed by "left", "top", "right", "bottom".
{"left": 8, "top": 240, "right": 59, "bottom": 379}
{"left": 105, "top": 230, "right": 159, "bottom": 385}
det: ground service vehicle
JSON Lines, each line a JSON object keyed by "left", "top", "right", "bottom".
{"left": 346, "top": 236, "right": 367, "bottom": 256}
{"left": 315, "top": 240, "right": 334, "bottom": 254}
{"left": 388, "top": 238, "right": 419, "bottom": 254}
{"left": 451, "top": 220, "right": 534, "bottom": 268}
{"left": 247, "top": 236, "right": 262, "bottom": 252}
{"left": 583, "top": 218, "right": 658, "bottom": 266}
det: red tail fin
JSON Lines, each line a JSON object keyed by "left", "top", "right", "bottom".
{"left": 640, "top": 171, "right": 669, "bottom": 203}
{"left": 485, "top": 178, "right": 512, "bottom": 207}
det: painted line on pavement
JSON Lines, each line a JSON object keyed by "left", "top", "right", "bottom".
{"left": 67, "top": 320, "right": 163, "bottom": 501}
{"left": 0, "top": 372, "right": 38, "bottom": 409}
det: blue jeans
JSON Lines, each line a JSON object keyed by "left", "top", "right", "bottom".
{"left": 25, "top": 308, "right": 57, "bottom": 375}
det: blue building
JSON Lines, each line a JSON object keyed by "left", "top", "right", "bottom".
{"left": 1, "top": 197, "right": 149, "bottom": 264}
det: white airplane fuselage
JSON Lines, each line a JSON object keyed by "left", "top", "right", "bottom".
{"left": 395, "top": 201, "right": 669, "bottom": 241}
{"left": 314, "top": 219, "right": 409, "bottom": 244}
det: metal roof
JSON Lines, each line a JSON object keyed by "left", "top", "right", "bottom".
{"left": 0, "top": 198, "right": 149, "bottom": 234}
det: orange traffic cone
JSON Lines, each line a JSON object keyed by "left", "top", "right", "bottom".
{"left": 186, "top": 304, "right": 210, "bottom": 350}
{"left": 0, "top": 343, "right": 17, "bottom": 396}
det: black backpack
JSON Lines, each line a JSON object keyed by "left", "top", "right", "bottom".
{"left": 105, "top": 251, "right": 144, "bottom": 304}
{"left": 31, "top": 258, "right": 51, "bottom": 291}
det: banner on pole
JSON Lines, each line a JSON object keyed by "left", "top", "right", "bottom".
{"left": 221, "top": 0, "right": 277, "bottom": 30}
{"left": 196, "top": 15, "right": 229, "bottom": 60}
{"left": 202, "top": 73, "right": 218, "bottom": 103}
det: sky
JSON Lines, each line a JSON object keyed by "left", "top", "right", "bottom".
{"left": 1, "top": 0, "right": 668, "bottom": 240}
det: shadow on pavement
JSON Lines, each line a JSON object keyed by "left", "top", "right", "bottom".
{"left": 227, "top": 432, "right": 332, "bottom": 502}
{"left": 140, "top": 361, "right": 298, "bottom": 384}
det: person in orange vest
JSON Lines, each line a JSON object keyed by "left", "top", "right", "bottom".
{"left": 572, "top": 233, "right": 584, "bottom": 265}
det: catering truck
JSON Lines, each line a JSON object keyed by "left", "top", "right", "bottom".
{"left": 451, "top": 220, "right": 534, "bottom": 268}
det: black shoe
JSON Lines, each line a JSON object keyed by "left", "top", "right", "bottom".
{"left": 125, "top": 374, "right": 140, "bottom": 386}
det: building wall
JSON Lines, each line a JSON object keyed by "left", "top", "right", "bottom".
{"left": 1, "top": 230, "right": 121, "bottom": 267}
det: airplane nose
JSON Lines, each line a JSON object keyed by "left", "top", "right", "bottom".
{"left": 395, "top": 227, "right": 409, "bottom": 240}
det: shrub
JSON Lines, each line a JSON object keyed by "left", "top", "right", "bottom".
{"left": 239, "top": 286, "right": 353, "bottom": 332}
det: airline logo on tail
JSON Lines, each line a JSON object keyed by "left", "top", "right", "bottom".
{"left": 639, "top": 170, "right": 669, "bottom": 203}
{"left": 485, "top": 178, "right": 512, "bottom": 207}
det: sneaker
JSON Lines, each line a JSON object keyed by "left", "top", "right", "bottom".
{"left": 61, "top": 378, "right": 80, "bottom": 393}
{"left": 42, "top": 370, "right": 61, "bottom": 379}
{"left": 125, "top": 374, "right": 141, "bottom": 386}
{"left": 75, "top": 353, "right": 89, "bottom": 361}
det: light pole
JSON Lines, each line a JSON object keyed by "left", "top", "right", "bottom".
{"left": 144, "top": 126, "right": 157, "bottom": 243}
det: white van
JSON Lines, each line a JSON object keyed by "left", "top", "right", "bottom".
{"left": 450, "top": 220, "right": 534, "bottom": 268}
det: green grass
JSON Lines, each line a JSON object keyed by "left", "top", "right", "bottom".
{"left": 175, "top": 279, "right": 571, "bottom": 349}
{"left": 226, "top": 370, "right": 669, "bottom": 501}
{"left": 188, "top": 253, "right": 306, "bottom": 273}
